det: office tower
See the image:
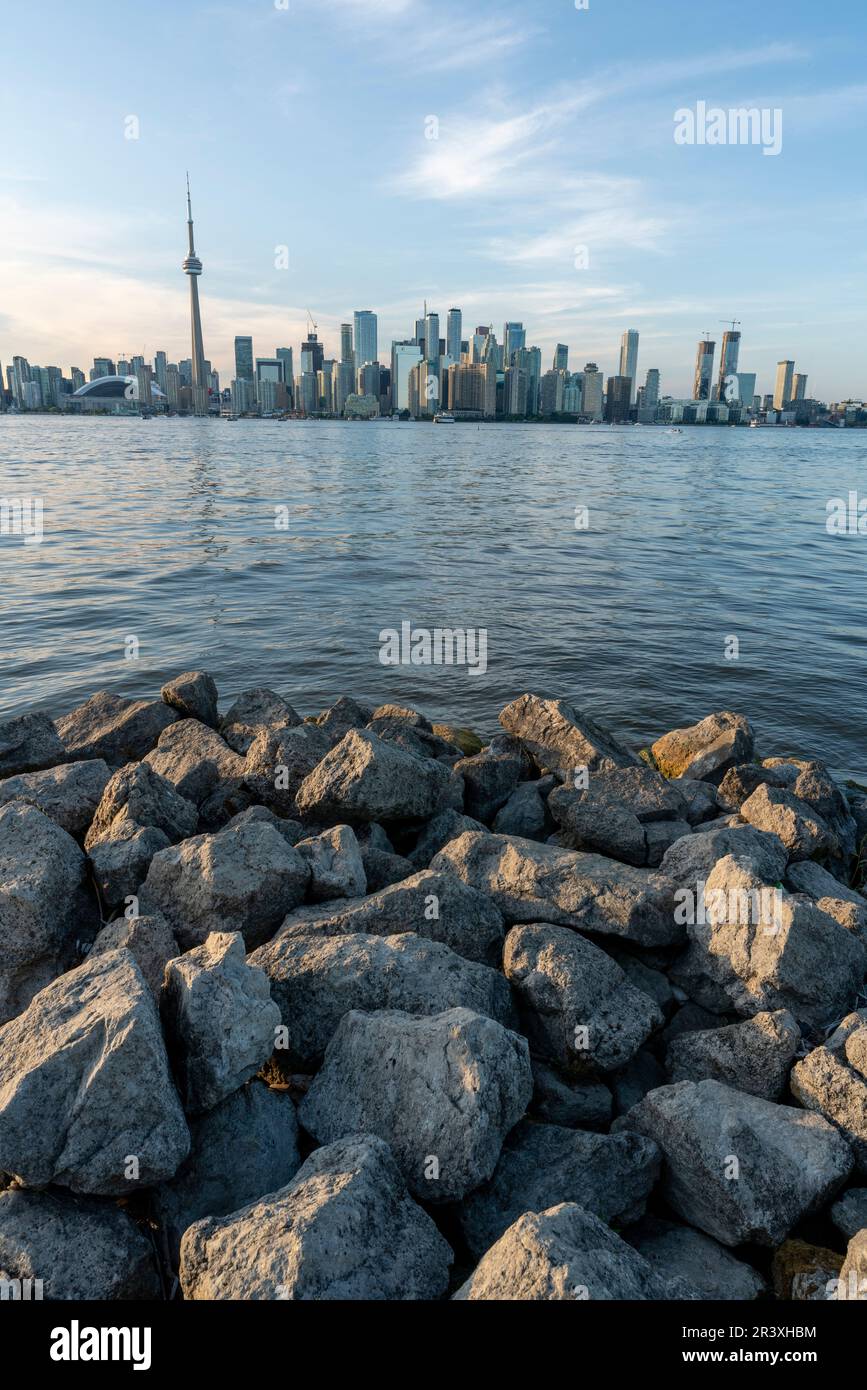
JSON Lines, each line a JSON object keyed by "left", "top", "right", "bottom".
{"left": 619, "top": 330, "right": 639, "bottom": 403}
{"left": 447, "top": 362, "right": 497, "bottom": 418}
{"left": 353, "top": 310, "right": 377, "bottom": 367}
{"left": 318, "top": 360, "right": 335, "bottom": 413}
{"left": 340, "top": 323, "right": 354, "bottom": 368}
{"left": 563, "top": 375, "right": 583, "bottom": 414}
{"left": 256, "top": 358, "right": 282, "bottom": 411}
{"left": 793, "top": 373, "right": 808, "bottom": 401}
{"left": 275, "top": 348, "right": 294, "bottom": 406}
{"left": 300, "top": 331, "right": 324, "bottom": 376}
{"left": 298, "top": 372, "right": 318, "bottom": 414}
{"left": 234, "top": 336, "right": 254, "bottom": 383}
{"left": 581, "top": 363, "right": 603, "bottom": 420}
{"left": 424, "top": 312, "right": 440, "bottom": 364}
{"left": 774, "top": 360, "right": 795, "bottom": 410}
{"left": 179, "top": 359, "right": 192, "bottom": 387}
{"left": 182, "top": 176, "right": 208, "bottom": 415}
{"left": 730, "top": 372, "right": 756, "bottom": 407}
{"left": 164, "top": 364, "right": 180, "bottom": 409}
{"left": 391, "top": 341, "right": 422, "bottom": 413}
{"left": 414, "top": 317, "right": 426, "bottom": 351}
{"left": 605, "top": 376, "right": 632, "bottom": 423}
{"left": 470, "top": 327, "right": 489, "bottom": 363}
{"left": 334, "top": 361, "right": 355, "bottom": 416}
{"left": 693, "top": 339, "right": 715, "bottom": 400}
{"left": 447, "top": 308, "right": 462, "bottom": 363}
{"left": 230, "top": 378, "right": 251, "bottom": 414}
{"left": 502, "top": 322, "right": 525, "bottom": 364}
{"left": 91, "top": 357, "right": 114, "bottom": 379}
{"left": 154, "top": 350, "right": 167, "bottom": 393}
{"left": 505, "top": 366, "right": 530, "bottom": 416}
{"left": 643, "top": 368, "right": 660, "bottom": 410}
{"left": 71, "top": 367, "right": 85, "bottom": 392}
{"left": 716, "top": 330, "right": 741, "bottom": 401}
{"left": 554, "top": 344, "right": 569, "bottom": 372}
{"left": 117, "top": 359, "right": 131, "bottom": 377}
{"left": 540, "top": 370, "right": 567, "bottom": 415}
{"left": 358, "top": 361, "right": 381, "bottom": 400}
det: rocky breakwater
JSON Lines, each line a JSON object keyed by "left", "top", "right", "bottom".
{"left": 0, "top": 681, "right": 866, "bottom": 1301}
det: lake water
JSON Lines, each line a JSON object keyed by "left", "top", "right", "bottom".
{"left": 1, "top": 416, "right": 864, "bottom": 780}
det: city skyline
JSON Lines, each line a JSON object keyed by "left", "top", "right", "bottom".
{"left": 1, "top": 0, "right": 865, "bottom": 399}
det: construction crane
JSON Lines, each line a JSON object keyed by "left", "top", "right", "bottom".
{"left": 305, "top": 309, "right": 317, "bottom": 338}
{"left": 719, "top": 318, "right": 742, "bottom": 332}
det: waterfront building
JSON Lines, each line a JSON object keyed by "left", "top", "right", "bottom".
{"left": 553, "top": 344, "right": 568, "bottom": 372}
{"left": 693, "top": 339, "right": 715, "bottom": 400}
{"left": 716, "top": 329, "right": 741, "bottom": 401}
{"left": 390, "top": 341, "right": 422, "bottom": 413}
{"left": 774, "top": 359, "right": 795, "bottom": 410}
{"left": 447, "top": 308, "right": 462, "bottom": 363}
{"left": 605, "top": 375, "right": 632, "bottom": 422}
{"left": 582, "top": 363, "right": 604, "bottom": 420}
{"left": 353, "top": 310, "right": 377, "bottom": 368}
{"left": 619, "top": 330, "right": 639, "bottom": 404}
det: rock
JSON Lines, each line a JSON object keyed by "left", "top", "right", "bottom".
{"left": 549, "top": 795, "right": 646, "bottom": 866}
{"left": 790, "top": 1011, "right": 867, "bottom": 1173}
{"left": 660, "top": 822, "right": 787, "bottom": 888}
{"left": 0, "top": 948, "right": 189, "bottom": 1193}
{"left": 360, "top": 845, "right": 414, "bottom": 891}
{"left": 154, "top": 1081, "right": 301, "bottom": 1264}
{"left": 680, "top": 854, "right": 867, "bottom": 1028}
{"left": 555, "top": 764, "right": 688, "bottom": 824}
{"left": 454, "top": 735, "right": 532, "bottom": 823}
{"left": 0, "top": 1189, "right": 161, "bottom": 1300}
{"left": 89, "top": 824, "right": 171, "bottom": 912}
{"left": 662, "top": 1000, "right": 733, "bottom": 1047}
{"left": 369, "top": 702, "right": 433, "bottom": 730}
{"left": 644, "top": 819, "right": 693, "bottom": 867}
{"left": 609, "top": 950, "right": 676, "bottom": 1016}
{"left": 408, "top": 808, "right": 487, "bottom": 868}
{"left": 772, "top": 1239, "right": 843, "bottom": 1301}
{"left": 837, "top": 1229, "right": 867, "bottom": 1300}
{"left": 453, "top": 1203, "right": 689, "bottom": 1301}
{"left": 672, "top": 776, "right": 725, "bottom": 825}
{"left": 831, "top": 1187, "right": 867, "bottom": 1241}
{"left": 0, "top": 760, "right": 111, "bottom": 838}
{"left": 224, "top": 804, "right": 303, "bottom": 846}
{"left": 651, "top": 711, "right": 754, "bottom": 784}
{"left": 160, "top": 670, "right": 219, "bottom": 728}
{"left": 242, "top": 723, "right": 331, "bottom": 816}
{"left": 626, "top": 1216, "right": 766, "bottom": 1300}
{"left": 85, "top": 760, "right": 198, "bottom": 851}
{"left": 249, "top": 929, "right": 515, "bottom": 1069}
{"left": 162, "top": 932, "right": 281, "bottom": 1114}
{"left": 89, "top": 912, "right": 178, "bottom": 999}
{"left": 740, "top": 783, "right": 833, "bottom": 861}
{"left": 459, "top": 1119, "right": 660, "bottom": 1259}
{"left": 277, "top": 868, "right": 505, "bottom": 966}
{"left": 0, "top": 711, "right": 66, "bottom": 777}
{"left": 610, "top": 1049, "right": 668, "bottom": 1116}
{"left": 57, "top": 691, "right": 177, "bottom": 765}
{"left": 432, "top": 831, "right": 683, "bottom": 947}
{"left": 717, "top": 763, "right": 785, "bottom": 809}
{"left": 219, "top": 688, "right": 301, "bottom": 756}
{"left": 180, "top": 1134, "right": 453, "bottom": 1301}
{"left": 498, "top": 694, "right": 639, "bottom": 780}
{"left": 616, "top": 1079, "right": 853, "bottom": 1247}
{"left": 299, "top": 1007, "right": 532, "bottom": 1203}
{"left": 296, "top": 824, "right": 366, "bottom": 902}
{"left": 503, "top": 923, "right": 662, "bottom": 1074}
{"left": 666, "top": 1010, "right": 800, "bottom": 1100}
{"left": 530, "top": 1060, "right": 612, "bottom": 1129}
{"left": 787, "top": 859, "right": 867, "bottom": 925}
{"left": 140, "top": 820, "right": 309, "bottom": 951}
{"left": 0, "top": 801, "right": 88, "bottom": 1025}
{"left": 493, "top": 779, "right": 550, "bottom": 839}
{"left": 314, "top": 695, "right": 374, "bottom": 744}
{"left": 144, "top": 719, "right": 245, "bottom": 808}
{"left": 295, "top": 729, "right": 459, "bottom": 824}
{"left": 432, "top": 724, "right": 483, "bottom": 756}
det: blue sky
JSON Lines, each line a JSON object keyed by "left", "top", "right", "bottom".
{"left": 1, "top": 0, "right": 864, "bottom": 399}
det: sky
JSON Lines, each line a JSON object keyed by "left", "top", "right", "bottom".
{"left": 0, "top": 0, "right": 865, "bottom": 400}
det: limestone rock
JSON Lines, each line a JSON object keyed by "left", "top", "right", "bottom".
{"left": 0, "top": 711, "right": 66, "bottom": 777}
{"left": 626, "top": 1216, "right": 766, "bottom": 1300}
{"left": 741, "top": 782, "right": 834, "bottom": 861}
{"left": 89, "top": 911, "right": 178, "bottom": 998}
{"left": 454, "top": 734, "right": 532, "bottom": 823}
{"left": 219, "top": 688, "right": 301, "bottom": 756}
{"left": 160, "top": 670, "right": 219, "bottom": 728}
{"left": 0, "top": 760, "right": 111, "bottom": 839}
{"left": 831, "top": 1187, "right": 867, "bottom": 1241}
{"left": 836, "top": 1229, "right": 867, "bottom": 1300}
{"left": 407, "top": 808, "right": 487, "bottom": 868}
{"left": 530, "top": 1060, "right": 612, "bottom": 1129}
{"left": 295, "top": 728, "right": 459, "bottom": 824}
{"left": 791, "top": 1011, "right": 867, "bottom": 1173}
{"left": 666, "top": 1010, "right": 800, "bottom": 1100}
{"left": 144, "top": 719, "right": 245, "bottom": 807}
{"left": 651, "top": 711, "right": 754, "bottom": 784}
{"left": 57, "top": 691, "right": 177, "bottom": 765}
{"left": 493, "top": 778, "right": 550, "bottom": 839}
{"left": 314, "top": 695, "right": 374, "bottom": 744}
{"left": 498, "top": 694, "right": 639, "bottom": 780}
{"left": 660, "top": 822, "right": 787, "bottom": 888}
{"left": 296, "top": 824, "right": 366, "bottom": 902}
{"left": 242, "top": 723, "right": 331, "bottom": 816}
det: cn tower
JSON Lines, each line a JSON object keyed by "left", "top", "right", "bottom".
{"left": 183, "top": 174, "right": 208, "bottom": 416}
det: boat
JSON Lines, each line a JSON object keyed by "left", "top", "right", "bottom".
{"left": 433, "top": 412, "right": 456, "bottom": 424}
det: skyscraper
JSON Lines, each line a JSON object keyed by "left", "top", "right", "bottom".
{"left": 340, "top": 323, "right": 354, "bottom": 368}
{"left": 619, "top": 330, "right": 639, "bottom": 403}
{"left": 353, "top": 311, "right": 377, "bottom": 367}
{"left": 582, "top": 364, "right": 603, "bottom": 420}
{"left": 605, "top": 376, "right": 632, "bottom": 423}
{"left": 182, "top": 175, "right": 208, "bottom": 416}
{"left": 301, "top": 332, "right": 324, "bottom": 376}
{"left": 503, "top": 322, "right": 526, "bottom": 363}
{"left": 447, "top": 309, "right": 463, "bottom": 363}
{"left": 774, "top": 360, "right": 795, "bottom": 410}
{"left": 276, "top": 348, "right": 294, "bottom": 407}
{"left": 716, "top": 330, "right": 741, "bottom": 402}
{"left": 391, "top": 341, "right": 422, "bottom": 413}
{"left": 793, "top": 372, "right": 808, "bottom": 401}
{"left": 234, "top": 336, "right": 254, "bottom": 384}
{"left": 424, "top": 312, "right": 440, "bottom": 364}
{"left": 554, "top": 344, "right": 569, "bottom": 372}
{"left": 693, "top": 339, "right": 715, "bottom": 400}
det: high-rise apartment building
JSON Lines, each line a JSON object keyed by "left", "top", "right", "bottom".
{"left": 553, "top": 344, "right": 569, "bottom": 372}
{"left": 582, "top": 363, "right": 603, "bottom": 420}
{"left": 234, "top": 336, "right": 254, "bottom": 383}
{"left": 619, "top": 330, "right": 639, "bottom": 403}
{"left": 774, "top": 360, "right": 795, "bottom": 410}
{"left": 447, "top": 309, "right": 462, "bottom": 363}
{"left": 424, "top": 313, "right": 440, "bottom": 365}
{"left": 391, "top": 341, "right": 422, "bottom": 413}
{"left": 446, "top": 361, "right": 496, "bottom": 418}
{"left": 353, "top": 310, "right": 377, "bottom": 368}
{"left": 605, "top": 375, "right": 632, "bottom": 423}
{"left": 340, "top": 323, "right": 354, "bottom": 368}
{"left": 503, "top": 322, "right": 526, "bottom": 363}
{"left": 716, "top": 330, "right": 741, "bottom": 401}
{"left": 793, "top": 373, "right": 808, "bottom": 401}
{"left": 693, "top": 339, "right": 715, "bottom": 400}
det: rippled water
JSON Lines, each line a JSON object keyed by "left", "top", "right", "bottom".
{"left": 1, "top": 416, "right": 865, "bottom": 780}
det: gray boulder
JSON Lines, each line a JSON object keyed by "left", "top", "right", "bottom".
{"left": 140, "top": 820, "right": 309, "bottom": 951}
{"left": 161, "top": 670, "right": 219, "bottom": 727}
{"left": 88, "top": 823, "right": 171, "bottom": 912}
{"left": 651, "top": 711, "right": 754, "bottom": 783}
{"left": 791, "top": 1011, "right": 867, "bottom": 1173}
{"left": 717, "top": 763, "right": 786, "bottom": 809}
{"left": 0, "top": 801, "right": 88, "bottom": 1025}
{"left": 0, "top": 948, "right": 189, "bottom": 1194}
{"left": 299, "top": 1007, "right": 532, "bottom": 1203}
{"left": 296, "top": 824, "right": 366, "bottom": 902}
{"left": 162, "top": 932, "right": 280, "bottom": 1114}
{"left": 57, "top": 691, "right": 177, "bottom": 764}
{"left": 493, "top": 778, "right": 550, "bottom": 839}
{"left": 144, "top": 719, "right": 245, "bottom": 807}
{"left": 314, "top": 695, "right": 374, "bottom": 744}
{"left": 277, "top": 868, "right": 505, "bottom": 965}
{"left": 295, "top": 728, "right": 459, "bottom": 824}
{"left": 831, "top": 1188, "right": 867, "bottom": 1241}
{"left": 219, "top": 688, "right": 301, "bottom": 756}
{"left": 432, "top": 831, "right": 683, "bottom": 947}
{"left": 672, "top": 776, "right": 725, "bottom": 825}
{"left": 610, "top": 1049, "right": 668, "bottom": 1116}
{"left": 625, "top": 1216, "right": 766, "bottom": 1300}
{"left": 666, "top": 1010, "right": 800, "bottom": 1100}
{"left": 242, "top": 722, "right": 331, "bottom": 816}
{"left": 0, "top": 1189, "right": 161, "bottom": 1300}
{"left": 180, "top": 1133, "right": 452, "bottom": 1301}
{"left": 250, "top": 928, "right": 514, "bottom": 1069}
{"left": 530, "top": 1060, "right": 612, "bottom": 1129}
{"left": 0, "top": 711, "right": 66, "bottom": 777}
{"left": 741, "top": 783, "right": 833, "bottom": 861}
{"left": 154, "top": 1081, "right": 301, "bottom": 1263}
{"left": 786, "top": 861, "right": 867, "bottom": 940}
{"left": 89, "top": 912, "right": 178, "bottom": 999}
{"left": 459, "top": 1119, "right": 660, "bottom": 1259}
{"left": 616, "top": 1079, "right": 853, "bottom": 1247}
{"left": 85, "top": 760, "right": 198, "bottom": 851}
{"left": 454, "top": 734, "right": 532, "bottom": 823}
{"left": 660, "top": 822, "right": 787, "bottom": 888}
{"left": 224, "top": 804, "right": 303, "bottom": 846}
{"left": 0, "top": 760, "right": 111, "bottom": 838}
{"left": 498, "top": 694, "right": 639, "bottom": 780}
{"left": 360, "top": 845, "right": 415, "bottom": 891}
{"left": 503, "top": 923, "right": 662, "bottom": 1073}
{"left": 453, "top": 1203, "right": 689, "bottom": 1301}
{"left": 408, "top": 808, "right": 487, "bottom": 868}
